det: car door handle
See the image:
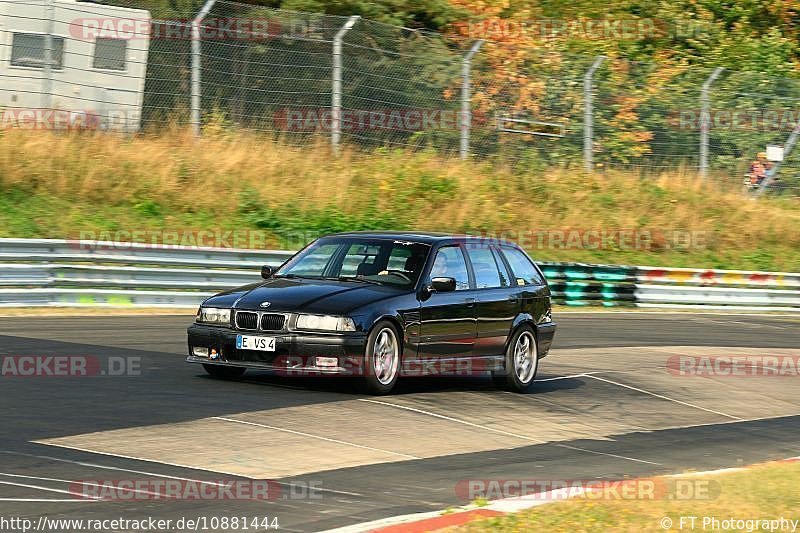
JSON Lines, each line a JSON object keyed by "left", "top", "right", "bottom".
{"left": 465, "top": 298, "right": 475, "bottom": 307}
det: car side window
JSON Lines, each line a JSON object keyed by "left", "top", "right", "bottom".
{"left": 465, "top": 246, "right": 503, "bottom": 289}
{"left": 429, "top": 246, "right": 470, "bottom": 290}
{"left": 501, "top": 246, "right": 545, "bottom": 286}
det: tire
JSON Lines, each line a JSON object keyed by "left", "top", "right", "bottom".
{"left": 358, "top": 320, "right": 401, "bottom": 395}
{"left": 492, "top": 326, "right": 539, "bottom": 393}
{"left": 203, "top": 364, "right": 246, "bottom": 379}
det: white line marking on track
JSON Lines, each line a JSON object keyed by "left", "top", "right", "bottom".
{"left": 535, "top": 373, "right": 588, "bottom": 382}
{"left": 532, "top": 371, "right": 616, "bottom": 382}
{"left": 553, "top": 444, "right": 660, "bottom": 465}
{"left": 654, "top": 412, "right": 800, "bottom": 432}
{"left": 666, "top": 467, "right": 745, "bottom": 477}
{"left": 13, "top": 447, "right": 244, "bottom": 485}
{"left": 583, "top": 374, "right": 742, "bottom": 420}
{"left": 0, "top": 472, "right": 170, "bottom": 499}
{"left": 359, "top": 399, "right": 661, "bottom": 465}
{"left": 0, "top": 480, "right": 98, "bottom": 500}
{"left": 212, "top": 416, "right": 420, "bottom": 460}
{"left": 0, "top": 499, "right": 97, "bottom": 502}
{"left": 5, "top": 448, "right": 363, "bottom": 498}
{"left": 358, "top": 399, "right": 545, "bottom": 443}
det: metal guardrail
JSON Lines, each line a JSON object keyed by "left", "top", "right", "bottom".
{"left": 0, "top": 239, "right": 292, "bottom": 307}
{"left": 0, "top": 239, "right": 798, "bottom": 311}
{"left": 0, "top": 239, "right": 294, "bottom": 268}
{"left": 0, "top": 264, "right": 258, "bottom": 289}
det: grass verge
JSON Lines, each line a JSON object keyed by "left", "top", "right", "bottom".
{"left": 1, "top": 128, "right": 799, "bottom": 271}
{"left": 455, "top": 461, "right": 800, "bottom": 532}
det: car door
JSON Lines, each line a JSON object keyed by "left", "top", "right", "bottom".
{"left": 417, "top": 244, "right": 477, "bottom": 363}
{"left": 465, "top": 244, "right": 520, "bottom": 358}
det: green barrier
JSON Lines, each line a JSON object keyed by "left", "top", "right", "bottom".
{"left": 550, "top": 281, "right": 636, "bottom": 303}
{"left": 541, "top": 262, "right": 638, "bottom": 307}
{"left": 539, "top": 262, "right": 637, "bottom": 283}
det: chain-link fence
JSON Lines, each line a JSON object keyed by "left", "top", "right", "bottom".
{"left": 1, "top": 0, "right": 799, "bottom": 194}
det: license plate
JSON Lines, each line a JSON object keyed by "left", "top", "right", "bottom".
{"left": 236, "top": 335, "right": 276, "bottom": 352}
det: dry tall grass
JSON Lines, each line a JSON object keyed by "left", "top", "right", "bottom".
{"left": 0, "top": 128, "right": 798, "bottom": 270}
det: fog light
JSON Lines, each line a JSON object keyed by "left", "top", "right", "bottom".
{"left": 192, "top": 347, "right": 209, "bottom": 358}
{"left": 315, "top": 356, "right": 338, "bottom": 368}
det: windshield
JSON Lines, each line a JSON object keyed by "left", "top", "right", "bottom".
{"left": 275, "top": 238, "right": 431, "bottom": 288}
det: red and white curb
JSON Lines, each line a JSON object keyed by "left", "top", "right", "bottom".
{"left": 321, "top": 456, "right": 800, "bottom": 533}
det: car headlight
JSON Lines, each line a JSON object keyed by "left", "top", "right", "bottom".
{"left": 295, "top": 314, "right": 356, "bottom": 332}
{"left": 197, "top": 307, "right": 231, "bottom": 325}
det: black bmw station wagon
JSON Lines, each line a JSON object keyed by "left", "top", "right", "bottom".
{"left": 187, "top": 232, "right": 556, "bottom": 394}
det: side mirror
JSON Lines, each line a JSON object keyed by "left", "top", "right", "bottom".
{"left": 260, "top": 265, "right": 275, "bottom": 279}
{"left": 430, "top": 277, "right": 456, "bottom": 292}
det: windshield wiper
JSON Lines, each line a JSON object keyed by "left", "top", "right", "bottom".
{"left": 276, "top": 274, "right": 384, "bottom": 285}
{"left": 326, "top": 276, "right": 383, "bottom": 286}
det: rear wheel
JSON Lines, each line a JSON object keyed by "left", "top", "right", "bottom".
{"left": 493, "top": 326, "right": 538, "bottom": 393}
{"left": 203, "top": 364, "right": 246, "bottom": 379}
{"left": 359, "top": 321, "right": 401, "bottom": 395}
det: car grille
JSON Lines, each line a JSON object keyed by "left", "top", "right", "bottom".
{"left": 235, "top": 311, "right": 286, "bottom": 332}
{"left": 260, "top": 313, "right": 286, "bottom": 331}
{"left": 235, "top": 311, "right": 258, "bottom": 330}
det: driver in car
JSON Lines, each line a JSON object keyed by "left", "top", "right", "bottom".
{"left": 430, "top": 252, "right": 449, "bottom": 278}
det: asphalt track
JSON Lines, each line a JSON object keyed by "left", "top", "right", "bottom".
{"left": 0, "top": 313, "right": 798, "bottom": 532}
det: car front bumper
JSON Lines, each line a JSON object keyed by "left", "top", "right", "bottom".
{"left": 186, "top": 323, "right": 369, "bottom": 375}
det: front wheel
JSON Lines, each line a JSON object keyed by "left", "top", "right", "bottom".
{"left": 203, "top": 364, "right": 246, "bottom": 379}
{"left": 358, "top": 321, "right": 401, "bottom": 395}
{"left": 493, "top": 326, "right": 539, "bottom": 393}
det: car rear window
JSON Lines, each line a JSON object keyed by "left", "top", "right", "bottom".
{"left": 500, "top": 246, "right": 545, "bottom": 286}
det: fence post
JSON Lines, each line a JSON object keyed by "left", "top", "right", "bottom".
{"left": 583, "top": 56, "right": 605, "bottom": 172}
{"left": 331, "top": 16, "right": 360, "bottom": 155}
{"left": 699, "top": 67, "right": 724, "bottom": 180}
{"left": 42, "top": 0, "right": 55, "bottom": 111}
{"left": 460, "top": 40, "right": 484, "bottom": 160}
{"left": 191, "top": 0, "right": 217, "bottom": 137}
